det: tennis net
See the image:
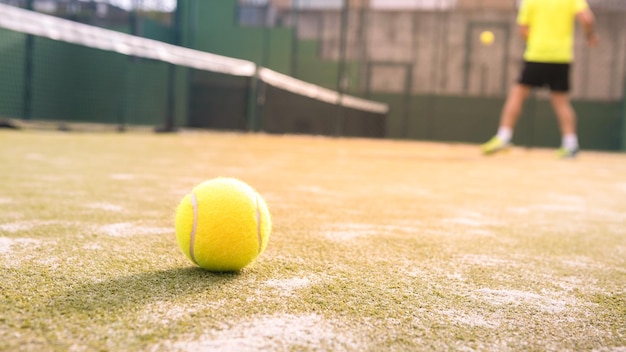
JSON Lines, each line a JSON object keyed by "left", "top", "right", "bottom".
{"left": 0, "top": 3, "right": 388, "bottom": 136}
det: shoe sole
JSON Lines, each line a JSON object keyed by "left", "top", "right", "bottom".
{"left": 482, "top": 145, "right": 511, "bottom": 156}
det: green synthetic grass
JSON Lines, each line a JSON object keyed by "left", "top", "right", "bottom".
{"left": 1, "top": 129, "right": 625, "bottom": 351}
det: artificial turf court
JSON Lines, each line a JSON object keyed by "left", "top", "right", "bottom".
{"left": 1, "top": 129, "right": 625, "bottom": 351}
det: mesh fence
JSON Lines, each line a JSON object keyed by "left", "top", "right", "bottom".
{"left": 0, "top": 2, "right": 389, "bottom": 136}
{"left": 1, "top": 0, "right": 623, "bottom": 144}
{"left": 1, "top": 0, "right": 176, "bottom": 41}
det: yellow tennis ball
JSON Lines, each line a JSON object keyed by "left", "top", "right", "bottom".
{"left": 175, "top": 177, "right": 271, "bottom": 272}
{"left": 480, "top": 30, "right": 494, "bottom": 45}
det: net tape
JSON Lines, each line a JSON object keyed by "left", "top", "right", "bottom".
{"left": 0, "top": 3, "right": 389, "bottom": 115}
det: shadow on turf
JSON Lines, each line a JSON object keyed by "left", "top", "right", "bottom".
{"left": 49, "top": 267, "right": 241, "bottom": 315}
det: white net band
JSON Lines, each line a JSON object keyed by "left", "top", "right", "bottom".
{"left": 0, "top": 3, "right": 255, "bottom": 76}
{"left": 259, "top": 68, "right": 389, "bottom": 114}
{"left": 0, "top": 3, "right": 389, "bottom": 115}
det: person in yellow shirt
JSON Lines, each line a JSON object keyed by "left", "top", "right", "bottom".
{"left": 481, "top": 0, "right": 599, "bottom": 158}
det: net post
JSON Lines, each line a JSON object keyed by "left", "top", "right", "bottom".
{"left": 335, "top": 0, "right": 349, "bottom": 136}
{"left": 158, "top": 64, "right": 177, "bottom": 133}
{"left": 621, "top": 75, "right": 626, "bottom": 151}
{"left": 290, "top": 0, "right": 300, "bottom": 78}
{"left": 160, "top": 1, "right": 182, "bottom": 133}
{"left": 245, "top": 6, "right": 272, "bottom": 133}
{"left": 336, "top": 95, "right": 346, "bottom": 137}
{"left": 246, "top": 66, "right": 262, "bottom": 132}
{"left": 21, "top": 0, "right": 35, "bottom": 121}
{"left": 621, "top": 43, "right": 626, "bottom": 151}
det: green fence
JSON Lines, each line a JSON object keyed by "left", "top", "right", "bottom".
{"left": 1, "top": 0, "right": 625, "bottom": 151}
{"left": 178, "top": 0, "right": 625, "bottom": 151}
{"left": 0, "top": 28, "right": 189, "bottom": 128}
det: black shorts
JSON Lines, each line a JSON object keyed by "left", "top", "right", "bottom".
{"left": 518, "top": 61, "right": 570, "bottom": 92}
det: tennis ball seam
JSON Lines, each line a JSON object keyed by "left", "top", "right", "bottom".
{"left": 187, "top": 189, "right": 263, "bottom": 266}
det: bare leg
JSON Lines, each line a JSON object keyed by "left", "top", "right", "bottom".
{"left": 499, "top": 84, "right": 532, "bottom": 129}
{"left": 550, "top": 91, "right": 576, "bottom": 136}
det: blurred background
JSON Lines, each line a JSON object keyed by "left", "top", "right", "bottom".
{"left": 0, "top": 0, "right": 625, "bottom": 150}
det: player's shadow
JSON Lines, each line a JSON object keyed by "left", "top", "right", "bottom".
{"left": 49, "top": 267, "right": 240, "bottom": 315}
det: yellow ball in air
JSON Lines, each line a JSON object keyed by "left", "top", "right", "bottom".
{"left": 480, "top": 30, "right": 495, "bottom": 46}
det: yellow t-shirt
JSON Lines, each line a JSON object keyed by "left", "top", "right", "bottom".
{"left": 517, "top": 0, "right": 589, "bottom": 63}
